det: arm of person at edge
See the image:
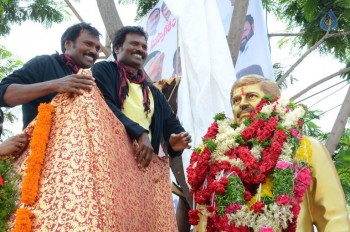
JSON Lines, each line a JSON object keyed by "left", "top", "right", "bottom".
{"left": 0, "top": 57, "right": 95, "bottom": 107}
{"left": 91, "top": 62, "right": 155, "bottom": 169}
{"left": 0, "top": 133, "right": 27, "bottom": 157}
{"left": 306, "top": 137, "right": 350, "bottom": 231}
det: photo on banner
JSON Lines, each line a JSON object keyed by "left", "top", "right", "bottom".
{"left": 139, "top": 0, "right": 181, "bottom": 82}
{"left": 216, "top": 0, "right": 275, "bottom": 80}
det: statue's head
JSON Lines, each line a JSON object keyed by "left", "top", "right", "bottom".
{"left": 230, "top": 75, "right": 280, "bottom": 125}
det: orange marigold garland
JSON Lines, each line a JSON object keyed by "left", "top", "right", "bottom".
{"left": 12, "top": 208, "right": 32, "bottom": 232}
{"left": 13, "top": 103, "right": 54, "bottom": 232}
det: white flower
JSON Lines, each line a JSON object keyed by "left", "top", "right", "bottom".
{"left": 274, "top": 97, "right": 289, "bottom": 116}
{"left": 260, "top": 103, "right": 274, "bottom": 116}
{"left": 251, "top": 145, "right": 263, "bottom": 160}
{"left": 281, "top": 106, "right": 305, "bottom": 129}
{"left": 211, "top": 119, "right": 245, "bottom": 162}
{"left": 279, "top": 142, "right": 294, "bottom": 162}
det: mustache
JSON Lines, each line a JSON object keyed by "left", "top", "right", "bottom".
{"left": 237, "top": 106, "right": 255, "bottom": 118}
{"left": 85, "top": 52, "right": 97, "bottom": 62}
{"left": 132, "top": 51, "right": 145, "bottom": 59}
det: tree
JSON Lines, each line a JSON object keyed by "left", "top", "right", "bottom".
{"left": 96, "top": 0, "right": 124, "bottom": 54}
{"left": 265, "top": 0, "right": 350, "bottom": 68}
{"left": 0, "top": 46, "right": 22, "bottom": 139}
{"left": 333, "top": 127, "right": 350, "bottom": 206}
{"left": 118, "top": 0, "right": 158, "bottom": 21}
{"left": 0, "top": 0, "right": 69, "bottom": 36}
{"left": 265, "top": 0, "right": 350, "bottom": 155}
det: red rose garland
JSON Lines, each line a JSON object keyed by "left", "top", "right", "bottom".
{"left": 187, "top": 97, "right": 313, "bottom": 232}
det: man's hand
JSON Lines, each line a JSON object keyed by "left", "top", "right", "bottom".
{"left": 169, "top": 132, "right": 192, "bottom": 151}
{"left": 0, "top": 133, "right": 28, "bottom": 157}
{"left": 135, "top": 132, "right": 156, "bottom": 169}
{"left": 52, "top": 74, "right": 96, "bottom": 95}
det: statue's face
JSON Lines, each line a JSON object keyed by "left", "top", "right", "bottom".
{"left": 231, "top": 83, "right": 265, "bottom": 125}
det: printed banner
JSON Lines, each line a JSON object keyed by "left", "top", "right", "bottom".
{"left": 139, "top": 1, "right": 181, "bottom": 81}
{"left": 216, "top": 0, "right": 275, "bottom": 80}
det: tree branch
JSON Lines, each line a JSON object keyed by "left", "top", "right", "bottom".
{"left": 277, "top": 31, "right": 350, "bottom": 85}
{"left": 268, "top": 33, "right": 303, "bottom": 37}
{"left": 227, "top": 0, "right": 249, "bottom": 66}
{"left": 291, "top": 66, "right": 350, "bottom": 100}
{"left": 326, "top": 86, "right": 350, "bottom": 155}
{"left": 64, "top": 0, "right": 110, "bottom": 57}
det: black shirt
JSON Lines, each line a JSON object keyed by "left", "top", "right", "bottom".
{"left": 92, "top": 61, "right": 185, "bottom": 157}
{"left": 0, "top": 54, "right": 71, "bottom": 128}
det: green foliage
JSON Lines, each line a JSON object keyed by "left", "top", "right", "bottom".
{"left": 333, "top": 128, "right": 350, "bottom": 205}
{"left": 118, "top": 0, "right": 158, "bottom": 21}
{"left": 215, "top": 175, "right": 245, "bottom": 216}
{"left": 0, "top": 0, "right": 69, "bottom": 36}
{"left": 302, "top": 109, "right": 328, "bottom": 141}
{"left": 264, "top": 0, "right": 350, "bottom": 78}
{"left": 274, "top": 63, "right": 298, "bottom": 90}
{"left": 0, "top": 159, "right": 19, "bottom": 231}
{"left": 203, "top": 139, "right": 217, "bottom": 152}
{"left": 272, "top": 168, "right": 293, "bottom": 196}
{"left": 214, "top": 112, "right": 226, "bottom": 122}
{"left": 0, "top": 46, "right": 21, "bottom": 139}
{"left": 0, "top": 46, "right": 23, "bottom": 80}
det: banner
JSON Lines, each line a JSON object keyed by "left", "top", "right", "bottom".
{"left": 216, "top": 0, "right": 275, "bottom": 80}
{"left": 139, "top": 0, "right": 237, "bottom": 211}
{"left": 139, "top": 1, "right": 181, "bottom": 81}
{"left": 165, "top": 0, "right": 236, "bottom": 175}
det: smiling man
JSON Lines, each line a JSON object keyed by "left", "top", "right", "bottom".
{"left": 0, "top": 22, "right": 101, "bottom": 129}
{"left": 92, "top": 25, "right": 191, "bottom": 230}
{"left": 92, "top": 26, "right": 191, "bottom": 169}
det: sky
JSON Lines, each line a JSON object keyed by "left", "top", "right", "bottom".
{"left": 0, "top": 0, "right": 348, "bottom": 136}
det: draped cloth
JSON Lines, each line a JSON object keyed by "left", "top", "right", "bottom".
{"left": 11, "top": 73, "right": 177, "bottom": 231}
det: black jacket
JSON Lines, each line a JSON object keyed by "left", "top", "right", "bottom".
{"left": 0, "top": 54, "right": 71, "bottom": 128}
{"left": 92, "top": 61, "right": 185, "bottom": 157}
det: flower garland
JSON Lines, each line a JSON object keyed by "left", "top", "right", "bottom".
{"left": 13, "top": 103, "right": 54, "bottom": 232}
{"left": 0, "top": 159, "right": 19, "bottom": 231}
{"left": 187, "top": 96, "right": 312, "bottom": 232}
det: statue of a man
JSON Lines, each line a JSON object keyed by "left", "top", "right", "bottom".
{"left": 187, "top": 75, "right": 350, "bottom": 232}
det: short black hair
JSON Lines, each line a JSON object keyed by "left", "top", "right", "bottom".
{"left": 246, "top": 14, "right": 254, "bottom": 25}
{"left": 61, "top": 22, "right": 100, "bottom": 53}
{"left": 112, "top": 26, "right": 148, "bottom": 59}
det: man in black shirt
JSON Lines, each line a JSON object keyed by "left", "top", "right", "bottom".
{"left": 0, "top": 22, "right": 101, "bottom": 129}
{"left": 92, "top": 26, "right": 191, "bottom": 169}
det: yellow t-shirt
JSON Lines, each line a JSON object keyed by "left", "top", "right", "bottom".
{"left": 122, "top": 82, "right": 154, "bottom": 140}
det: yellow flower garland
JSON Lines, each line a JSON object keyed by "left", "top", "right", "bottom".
{"left": 295, "top": 136, "right": 312, "bottom": 165}
{"left": 247, "top": 176, "right": 273, "bottom": 208}
{"left": 13, "top": 103, "right": 54, "bottom": 232}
